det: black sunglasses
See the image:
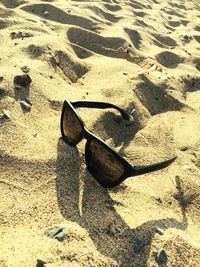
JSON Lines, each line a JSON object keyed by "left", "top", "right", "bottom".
{"left": 60, "top": 100, "right": 176, "bottom": 188}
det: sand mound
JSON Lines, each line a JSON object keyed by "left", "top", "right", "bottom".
{"left": 1, "top": 0, "right": 200, "bottom": 266}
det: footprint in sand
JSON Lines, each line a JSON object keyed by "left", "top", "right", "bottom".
{"left": 0, "top": 18, "right": 8, "bottom": 29}
{"left": 156, "top": 51, "right": 184, "bottom": 68}
{"left": 21, "top": 3, "right": 99, "bottom": 32}
{"left": 87, "top": 6, "right": 121, "bottom": 23}
{"left": 167, "top": 20, "right": 181, "bottom": 27}
{"left": 53, "top": 50, "right": 89, "bottom": 83}
{"left": 194, "top": 35, "right": 200, "bottom": 43}
{"left": 124, "top": 28, "right": 142, "bottom": 49}
{"left": 133, "top": 10, "right": 148, "bottom": 18}
{"left": 129, "top": 1, "right": 149, "bottom": 10}
{"left": 193, "top": 58, "right": 200, "bottom": 71}
{"left": 0, "top": 0, "right": 26, "bottom": 8}
{"left": 103, "top": 3, "right": 121, "bottom": 12}
{"left": 169, "top": 2, "right": 187, "bottom": 11}
{"left": 152, "top": 33, "right": 177, "bottom": 48}
{"left": 182, "top": 76, "right": 200, "bottom": 94}
{"left": 67, "top": 27, "right": 133, "bottom": 61}
{"left": 133, "top": 74, "right": 185, "bottom": 115}
{"left": 162, "top": 8, "right": 186, "bottom": 18}
{"left": 194, "top": 25, "right": 200, "bottom": 32}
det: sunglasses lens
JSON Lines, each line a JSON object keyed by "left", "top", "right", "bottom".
{"left": 87, "top": 139, "right": 125, "bottom": 187}
{"left": 62, "top": 105, "right": 83, "bottom": 144}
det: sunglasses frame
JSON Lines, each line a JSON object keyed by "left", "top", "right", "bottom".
{"left": 60, "top": 100, "right": 176, "bottom": 188}
{"left": 61, "top": 100, "right": 134, "bottom": 187}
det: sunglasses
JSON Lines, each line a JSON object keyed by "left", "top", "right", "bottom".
{"left": 60, "top": 100, "right": 176, "bottom": 188}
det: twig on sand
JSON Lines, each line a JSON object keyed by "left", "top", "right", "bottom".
{"left": 102, "top": 41, "right": 155, "bottom": 62}
{"left": 174, "top": 175, "right": 187, "bottom": 224}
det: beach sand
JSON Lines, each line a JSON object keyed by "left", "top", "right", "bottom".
{"left": 0, "top": 0, "right": 200, "bottom": 266}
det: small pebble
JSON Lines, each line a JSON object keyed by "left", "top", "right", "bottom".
{"left": 2, "top": 110, "right": 11, "bottom": 120}
{"left": 149, "top": 64, "right": 157, "bottom": 71}
{"left": 10, "top": 31, "right": 32, "bottom": 40}
{"left": 36, "top": 259, "right": 46, "bottom": 267}
{"left": 25, "top": 97, "right": 32, "bottom": 106}
{"left": 21, "top": 66, "right": 30, "bottom": 73}
{"left": 10, "top": 32, "right": 17, "bottom": 39}
{"left": 44, "top": 225, "right": 64, "bottom": 238}
{"left": 20, "top": 101, "right": 32, "bottom": 111}
{"left": 156, "top": 248, "right": 167, "bottom": 264}
{"left": 183, "top": 165, "right": 191, "bottom": 171}
{"left": 54, "top": 231, "right": 65, "bottom": 241}
{"left": 181, "top": 35, "right": 193, "bottom": 43}
{"left": 183, "top": 35, "right": 193, "bottom": 40}
{"left": 14, "top": 74, "right": 32, "bottom": 87}
{"left": 155, "top": 227, "right": 165, "bottom": 235}
{"left": 43, "top": 11, "right": 49, "bottom": 15}
{"left": 180, "top": 146, "right": 188, "bottom": 151}
{"left": 133, "top": 238, "right": 145, "bottom": 253}
{"left": 45, "top": 225, "right": 65, "bottom": 241}
{"left": 21, "top": 32, "right": 32, "bottom": 39}
{"left": 0, "top": 76, "right": 3, "bottom": 82}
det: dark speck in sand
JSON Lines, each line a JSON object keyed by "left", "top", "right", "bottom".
{"left": 156, "top": 197, "right": 163, "bottom": 204}
{"left": 21, "top": 66, "right": 30, "bottom": 73}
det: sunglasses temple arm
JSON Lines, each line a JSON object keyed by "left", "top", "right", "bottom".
{"left": 132, "top": 156, "right": 177, "bottom": 176}
{"left": 70, "top": 101, "right": 132, "bottom": 120}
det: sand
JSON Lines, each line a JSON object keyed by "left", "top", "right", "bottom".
{"left": 0, "top": 0, "right": 200, "bottom": 266}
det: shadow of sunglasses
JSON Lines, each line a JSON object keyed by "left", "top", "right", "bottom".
{"left": 60, "top": 100, "right": 176, "bottom": 188}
